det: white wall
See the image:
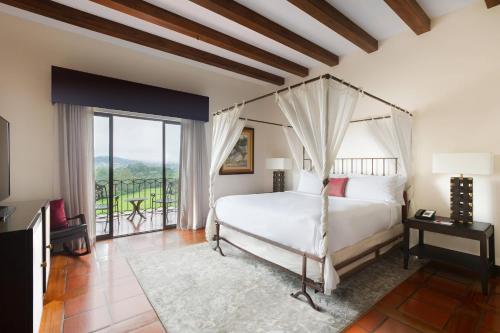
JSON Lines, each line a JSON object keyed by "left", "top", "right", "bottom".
{"left": 214, "top": 97, "right": 292, "bottom": 198}
{"left": 0, "top": 10, "right": 286, "bottom": 203}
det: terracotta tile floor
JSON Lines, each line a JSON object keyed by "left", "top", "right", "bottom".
{"left": 41, "top": 230, "right": 500, "bottom": 333}
{"left": 40, "top": 229, "right": 205, "bottom": 333}
{"left": 345, "top": 262, "right": 500, "bottom": 333}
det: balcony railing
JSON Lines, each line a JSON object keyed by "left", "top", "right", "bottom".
{"left": 95, "top": 178, "right": 178, "bottom": 217}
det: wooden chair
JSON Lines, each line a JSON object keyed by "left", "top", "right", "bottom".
{"left": 50, "top": 199, "right": 91, "bottom": 256}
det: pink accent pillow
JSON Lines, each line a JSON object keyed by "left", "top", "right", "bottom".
{"left": 328, "top": 178, "right": 348, "bottom": 197}
{"left": 50, "top": 199, "right": 69, "bottom": 231}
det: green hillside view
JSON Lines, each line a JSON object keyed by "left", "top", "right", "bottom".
{"left": 95, "top": 156, "right": 179, "bottom": 213}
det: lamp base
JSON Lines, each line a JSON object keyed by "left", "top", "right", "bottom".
{"left": 450, "top": 176, "right": 473, "bottom": 223}
{"left": 273, "top": 170, "right": 285, "bottom": 192}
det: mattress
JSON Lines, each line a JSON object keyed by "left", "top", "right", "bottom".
{"left": 215, "top": 191, "right": 401, "bottom": 258}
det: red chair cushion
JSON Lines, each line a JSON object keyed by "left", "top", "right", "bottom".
{"left": 50, "top": 199, "right": 69, "bottom": 231}
{"left": 328, "top": 178, "right": 349, "bottom": 197}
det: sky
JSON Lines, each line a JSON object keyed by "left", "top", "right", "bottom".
{"left": 94, "top": 115, "right": 180, "bottom": 164}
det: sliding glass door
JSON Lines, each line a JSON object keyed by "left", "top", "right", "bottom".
{"left": 94, "top": 113, "right": 181, "bottom": 239}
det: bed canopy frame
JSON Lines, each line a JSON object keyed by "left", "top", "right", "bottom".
{"left": 208, "top": 73, "right": 413, "bottom": 310}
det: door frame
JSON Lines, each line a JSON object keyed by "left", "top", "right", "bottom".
{"left": 95, "top": 113, "right": 180, "bottom": 240}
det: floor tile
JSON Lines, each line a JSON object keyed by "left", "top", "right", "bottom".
{"left": 392, "top": 280, "right": 419, "bottom": 297}
{"left": 412, "top": 287, "right": 460, "bottom": 311}
{"left": 343, "top": 325, "right": 368, "bottom": 333}
{"left": 66, "top": 262, "right": 99, "bottom": 278}
{"left": 377, "top": 292, "right": 406, "bottom": 309}
{"left": 399, "top": 298, "right": 452, "bottom": 329}
{"left": 63, "top": 306, "right": 112, "bottom": 333}
{"left": 445, "top": 313, "right": 478, "bottom": 333}
{"left": 129, "top": 321, "right": 166, "bottom": 333}
{"left": 109, "top": 294, "right": 154, "bottom": 323}
{"left": 407, "top": 270, "right": 431, "bottom": 284}
{"left": 104, "top": 276, "right": 144, "bottom": 303}
{"left": 482, "top": 311, "right": 500, "bottom": 332}
{"left": 489, "top": 294, "right": 500, "bottom": 308}
{"left": 356, "top": 310, "right": 386, "bottom": 331}
{"left": 427, "top": 275, "right": 469, "bottom": 297}
{"left": 67, "top": 270, "right": 103, "bottom": 288}
{"left": 64, "top": 290, "right": 107, "bottom": 318}
{"left": 40, "top": 300, "right": 64, "bottom": 333}
{"left": 374, "top": 318, "right": 420, "bottom": 333}
{"left": 103, "top": 310, "right": 158, "bottom": 333}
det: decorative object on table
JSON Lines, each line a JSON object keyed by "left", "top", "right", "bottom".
{"left": 432, "top": 153, "right": 493, "bottom": 223}
{"left": 404, "top": 215, "right": 494, "bottom": 295}
{"left": 265, "top": 158, "right": 292, "bottom": 192}
{"left": 220, "top": 127, "right": 254, "bottom": 175}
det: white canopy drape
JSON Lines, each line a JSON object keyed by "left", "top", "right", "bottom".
{"left": 276, "top": 79, "right": 359, "bottom": 293}
{"left": 366, "top": 108, "right": 412, "bottom": 179}
{"left": 282, "top": 126, "right": 303, "bottom": 170}
{"left": 205, "top": 105, "right": 246, "bottom": 241}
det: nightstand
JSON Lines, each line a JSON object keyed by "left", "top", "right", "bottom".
{"left": 404, "top": 216, "right": 495, "bottom": 295}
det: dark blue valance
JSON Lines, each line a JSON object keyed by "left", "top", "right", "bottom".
{"left": 51, "top": 66, "right": 209, "bottom": 122}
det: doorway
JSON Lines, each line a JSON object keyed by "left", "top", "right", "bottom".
{"left": 94, "top": 114, "right": 181, "bottom": 239}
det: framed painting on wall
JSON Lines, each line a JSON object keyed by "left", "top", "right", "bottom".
{"left": 220, "top": 127, "right": 254, "bottom": 175}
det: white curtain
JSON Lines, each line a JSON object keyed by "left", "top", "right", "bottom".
{"left": 282, "top": 126, "right": 302, "bottom": 169}
{"left": 366, "top": 108, "right": 412, "bottom": 178}
{"left": 57, "top": 104, "right": 96, "bottom": 247}
{"left": 276, "top": 79, "right": 359, "bottom": 293}
{"left": 391, "top": 108, "right": 412, "bottom": 179}
{"left": 179, "top": 119, "right": 209, "bottom": 230}
{"left": 205, "top": 105, "right": 246, "bottom": 241}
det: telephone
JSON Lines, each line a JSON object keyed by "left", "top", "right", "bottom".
{"left": 415, "top": 209, "right": 436, "bottom": 220}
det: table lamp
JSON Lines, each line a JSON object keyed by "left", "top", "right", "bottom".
{"left": 432, "top": 153, "right": 493, "bottom": 223}
{"left": 266, "top": 158, "right": 292, "bottom": 192}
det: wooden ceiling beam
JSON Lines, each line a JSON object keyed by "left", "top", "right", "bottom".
{"left": 1, "top": 0, "right": 285, "bottom": 85}
{"left": 288, "top": 0, "right": 378, "bottom": 53}
{"left": 384, "top": 0, "right": 431, "bottom": 35}
{"left": 90, "top": 0, "right": 308, "bottom": 77}
{"left": 190, "top": 0, "right": 339, "bottom": 66}
{"left": 485, "top": 0, "right": 500, "bottom": 8}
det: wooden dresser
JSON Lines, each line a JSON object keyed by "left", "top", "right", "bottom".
{"left": 0, "top": 200, "right": 50, "bottom": 333}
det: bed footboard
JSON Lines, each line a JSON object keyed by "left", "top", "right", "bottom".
{"left": 214, "top": 220, "right": 324, "bottom": 311}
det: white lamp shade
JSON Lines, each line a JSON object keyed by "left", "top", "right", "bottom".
{"left": 266, "top": 158, "right": 292, "bottom": 170}
{"left": 432, "top": 153, "right": 493, "bottom": 175}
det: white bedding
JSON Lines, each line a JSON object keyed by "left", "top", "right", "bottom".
{"left": 215, "top": 191, "right": 401, "bottom": 258}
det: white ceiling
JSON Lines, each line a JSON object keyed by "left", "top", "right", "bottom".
{"left": 1, "top": 0, "right": 478, "bottom": 85}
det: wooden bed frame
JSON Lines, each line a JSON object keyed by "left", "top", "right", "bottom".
{"left": 213, "top": 157, "right": 407, "bottom": 311}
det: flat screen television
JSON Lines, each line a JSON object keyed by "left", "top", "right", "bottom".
{"left": 0, "top": 116, "right": 10, "bottom": 202}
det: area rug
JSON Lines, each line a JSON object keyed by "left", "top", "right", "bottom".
{"left": 127, "top": 243, "right": 423, "bottom": 333}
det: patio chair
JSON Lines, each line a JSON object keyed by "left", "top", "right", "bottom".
{"left": 150, "top": 180, "right": 178, "bottom": 225}
{"left": 50, "top": 199, "right": 91, "bottom": 256}
{"left": 95, "top": 183, "right": 120, "bottom": 232}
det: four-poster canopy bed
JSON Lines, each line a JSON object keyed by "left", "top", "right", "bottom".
{"left": 206, "top": 73, "right": 413, "bottom": 310}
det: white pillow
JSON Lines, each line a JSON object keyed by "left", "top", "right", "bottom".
{"left": 345, "top": 175, "right": 406, "bottom": 205}
{"left": 296, "top": 170, "right": 323, "bottom": 195}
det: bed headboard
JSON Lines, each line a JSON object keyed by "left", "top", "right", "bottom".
{"left": 302, "top": 154, "right": 407, "bottom": 220}
{"left": 332, "top": 158, "right": 398, "bottom": 176}
{"left": 302, "top": 155, "right": 399, "bottom": 176}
